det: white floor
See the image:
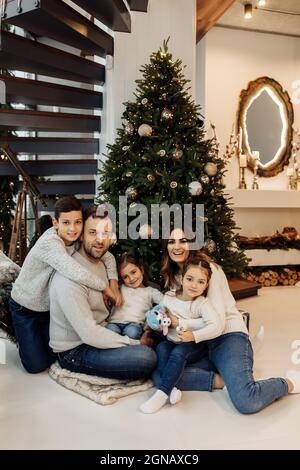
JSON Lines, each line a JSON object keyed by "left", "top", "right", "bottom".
{"left": 1, "top": 286, "right": 300, "bottom": 450}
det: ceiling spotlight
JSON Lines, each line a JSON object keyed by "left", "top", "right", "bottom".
{"left": 244, "top": 3, "right": 253, "bottom": 19}
{"left": 257, "top": 0, "right": 266, "bottom": 6}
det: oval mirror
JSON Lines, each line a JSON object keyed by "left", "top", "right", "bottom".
{"left": 237, "top": 77, "right": 294, "bottom": 177}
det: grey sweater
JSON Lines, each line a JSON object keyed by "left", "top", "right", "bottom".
{"left": 11, "top": 227, "right": 117, "bottom": 312}
{"left": 49, "top": 251, "right": 139, "bottom": 352}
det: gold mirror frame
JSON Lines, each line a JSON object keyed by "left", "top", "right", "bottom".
{"left": 237, "top": 77, "right": 294, "bottom": 177}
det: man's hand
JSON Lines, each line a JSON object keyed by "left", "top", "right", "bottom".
{"left": 140, "top": 331, "right": 154, "bottom": 347}
{"left": 169, "top": 312, "right": 179, "bottom": 328}
{"left": 102, "top": 286, "right": 117, "bottom": 306}
{"left": 109, "top": 279, "right": 124, "bottom": 307}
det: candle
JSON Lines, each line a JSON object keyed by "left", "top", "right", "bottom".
{"left": 287, "top": 168, "right": 294, "bottom": 177}
{"left": 252, "top": 151, "right": 260, "bottom": 161}
{"left": 239, "top": 154, "right": 247, "bottom": 168}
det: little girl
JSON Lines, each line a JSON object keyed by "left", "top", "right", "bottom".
{"left": 140, "top": 255, "right": 224, "bottom": 414}
{"left": 107, "top": 254, "right": 163, "bottom": 339}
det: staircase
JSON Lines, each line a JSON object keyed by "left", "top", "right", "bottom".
{"left": 0, "top": 0, "right": 149, "bottom": 210}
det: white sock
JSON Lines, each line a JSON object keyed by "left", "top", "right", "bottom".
{"left": 286, "top": 370, "right": 300, "bottom": 394}
{"left": 169, "top": 387, "right": 182, "bottom": 405}
{"left": 139, "top": 390, "right": 168, "bottom": 414}
{"left": 251, "top": 325, "right": 265, "bottom": 355}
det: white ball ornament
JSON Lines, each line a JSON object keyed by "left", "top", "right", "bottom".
{"left": 204, "top": 162, "right": 218, "bottom": 177}
{"left": 138, "top": 124, "right": 153, "bottom": 137}
{"left": 188, "top": 181, "right": 203, "bottom": 196}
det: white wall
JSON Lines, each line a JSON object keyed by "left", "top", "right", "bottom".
{"left": 198, "top": 26, "right": 300, "bottom": 191}
{"left": 103, "top": 0, "right": 197, "bottom": 152}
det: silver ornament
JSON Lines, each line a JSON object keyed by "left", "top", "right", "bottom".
{"left": 124, "top": 122, "right": 134, "bottom": 135}
{"left": 147, "top": 174, "right": 155, "bottom": 182}
{"left": 125, "top": 186, "right": 138, "bottom": 200}
{"left": 172, "top": 148, "right": 183, "bottom": 160}
{"left": 200, "top": 175, "right": 210, "bottom": 184}
{"left": 204, "top": 162, "right": 218, "bottom": 177}
{"left": 141, "top": 98, "right": 148, "bottom": 105}
{"left": 161, "top": 108, "right": 173, "bottom": 120}
{"left": 188, "top": 181, "right": 203, "bottom": 196}
{"left": 125, "top": 171, "right": 133, "bottom": 177}
{"left": 170, "top": 181, "right": 178, "bottom": 189}
{"left": 122, "top": 146, "right": 130, "bottom": 151}
{"left": 138, "top": 123, "right": 153, "bottom": 137}
{"left": 204, "top": 239, "right": 216, "bottom": 254}
{"left": 158, "top": 149, "right": 166, "bottom": 157}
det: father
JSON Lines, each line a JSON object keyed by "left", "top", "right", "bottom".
{"left": 49, "top": 207, "right": 156, "bottom": 380}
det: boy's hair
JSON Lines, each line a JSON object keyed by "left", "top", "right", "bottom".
{"left": 83, "top": 205, "right": 109, "bottom": 222}
{"left": 118, "top": 253, "right": 148, "bottom": 286}
{"left": 179, "top": 255, "right": 212, "bottom": 297}
{"left": 54, "top": 196, "right": 82, "bottom": 220}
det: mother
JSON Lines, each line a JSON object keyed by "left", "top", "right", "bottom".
{"left": 156, "top": 226, "right": 299, "bottom": 414}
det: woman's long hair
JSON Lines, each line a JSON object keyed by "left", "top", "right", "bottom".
{"left": 160, "top": 226, "right": 215, "bottom": 290}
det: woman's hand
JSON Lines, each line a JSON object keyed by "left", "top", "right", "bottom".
{"left": 109, "top": 279, "right": 124, "bottom": 307}
{"left": 177, "top": 329, "right": 195, "bottom": 343}
{"left": 169, "top": 313, "right": 179, "bottom": 328}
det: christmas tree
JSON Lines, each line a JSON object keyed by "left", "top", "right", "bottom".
{"left": 97, "top": 39, "right": 248, "bottom": 283}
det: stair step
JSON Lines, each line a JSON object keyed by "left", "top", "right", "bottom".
{"left": 128, "top": 0, "right": 149, "bottom": 12}
{"left": 4, "top": 0, "right": 113, "bottom": 57}
{"left": 0, "top": 159, "right": 98, "bottom": 176}
{"left": 0, "top": 31, "right": 105, "bottom": 85}
{"left": 0, "top": 74, "right": 102, "bottom": 109}
{"left": 0, "top": 137, "right": 99, "bottom": 154}
{"left": 0, "top": 109, "right": 101, "bottom": 132}
{"left": 70, "top": 0, "right": 131, "bottom": 32}
{"left": 18, "top": 179, "right": 96, "bottom": 196}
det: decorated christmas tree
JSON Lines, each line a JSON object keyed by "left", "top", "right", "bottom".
{"left": 97, "top": 40, "right": 248, "bottom": 283}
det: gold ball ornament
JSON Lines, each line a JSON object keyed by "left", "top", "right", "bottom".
{"left": 200, "top": 175, "right": 210, "bottom": 184}
{"left": 204, "top": 162, "right": 218, "bottom": 177}
{"left": 170, "top": 181, "right": 178, "bottom": 189}
{"left": 172, "top": 148, "right": 183, "bottom": 160}
{"left": 138, "top": 123, "right": 153, "bottom": 137}
{"left": 125, "top": 186, "right": 138, "bottom": 200}
{"left": 147, "top": 174, "right": 155, "bottom": 182}
{"left": 161, "top": 108, "right": 173, "bottom": 120}
{"left": 125, "top": 171, "right": 133, "bottom": 177}
{"left": 204, "top": 239, "right": 216, "bottom": 254}
{"left": 157, "top": 149, "right": 166, "bottom": 157}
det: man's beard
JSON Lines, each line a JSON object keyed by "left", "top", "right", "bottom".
{"left": 82, "top": 241, "right": 107, "bottom": 260}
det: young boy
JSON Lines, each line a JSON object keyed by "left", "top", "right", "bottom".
{"left": 9, "top": 196, "right": 120, "bottom": 374}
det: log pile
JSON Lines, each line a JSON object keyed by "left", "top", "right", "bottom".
{"left": 247, "top": 267, "right": 300, "bottom": 287}
{"left": 238, "top": 227, "right": 300, "bottom": 250}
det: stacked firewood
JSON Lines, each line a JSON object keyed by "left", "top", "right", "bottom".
{"left": 247, "top": 267, "right": 300, "bottom": 287}
{"left": 238, "top": 227, "right": 300, "bottom": 250}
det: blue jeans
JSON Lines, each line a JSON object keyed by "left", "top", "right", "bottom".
{"left": 152, "top": 340, "right": 206, "bottom": 395}
{"left": 106, "top": 322, "right": 144, "bottom": 339}
{"left": 176, "top": 332, "right": 288, "bottom": 414}
{"left": 57, "top": 343, "right": 156, "bottom": 380}
{"left": 9, "top": 297, "right": 56, "bottom": 373}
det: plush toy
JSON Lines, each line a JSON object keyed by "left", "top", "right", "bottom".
{"left": 145, "top": 304, "right": 171, "bottom": 336}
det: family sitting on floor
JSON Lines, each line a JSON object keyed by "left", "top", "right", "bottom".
{"left": 8, "top": 196, "right": 300, "bottom": 414}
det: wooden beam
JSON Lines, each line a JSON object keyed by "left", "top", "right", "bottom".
{"left": 0, "top": 109, "right": 101, "bottom": 132}
{"left": 21, "top": 180, "right": 96, "bottom": 196}
{"left": 0, "top": 74, "right": 102, "bottom": 109}
{"left": 3, "top": 0, "right": 113, "bottom": 57}
{"left": 0, "top": 137, "right": 99, "bottom": 154}
{"left": 196, "top": 0, "right": 235, "bottom": 42}
{"left": 128, "top": 0, "right": 149, "bottom": 12}
{"left": 0, "top": 31, "right": 105, "bottom": 85}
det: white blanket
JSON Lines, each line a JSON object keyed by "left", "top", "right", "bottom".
{"left": 49, "top": 362, "right": 153, "bottom": 405}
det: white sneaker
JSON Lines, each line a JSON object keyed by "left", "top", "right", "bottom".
{"left": 251, "top": 325, "right": 265, "bottom": 355}
{"left": 286, "top": 370, "right": 300, "bottom": 394}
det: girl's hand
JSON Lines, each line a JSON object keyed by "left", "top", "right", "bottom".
{"left": 168, "top": 313, "right": 179, "bottom": 328}
{"left": 102, "top": 286, "right": 116, "bottom": 305}
{"left": 178, "top": 329, "right": 195, "bottom": 342}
